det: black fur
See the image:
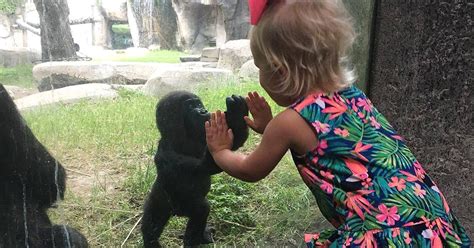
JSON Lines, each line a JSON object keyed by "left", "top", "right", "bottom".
{"left": 0, "top": 84, "right": 88, "bottom": 248}
{"left": 141, "top": 91, "right": 248, "bottom": 247}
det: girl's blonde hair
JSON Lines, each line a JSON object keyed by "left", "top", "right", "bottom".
{"left": 251, "top": 0, "right": 356, "bottom": 98}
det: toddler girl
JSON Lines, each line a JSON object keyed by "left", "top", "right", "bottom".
{"left": 205, "top": 0, "right": 471, "bottom": 247}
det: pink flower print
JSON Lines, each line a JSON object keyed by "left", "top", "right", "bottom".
{"left": 343, "top": 237, "right": 353, "bottom": 248}
{"left": 357, "top": 98, "right": 372, "bottom": 112}
{"left": 413, "top": 161, "right": 426, "bottom": 179}
{"left": 388, "top": 177, "right": 406, "bottom": 191}
{"left": 392, "top": 228, "right": 400, "bottom": 238}
{"left": 317, "top": 139, "right": 328, "bottom": 155}
{"left": 320, "top": 180, "right": 333, "bottom": 194}
{"left": 369, "top": 116, "right": 381, "bottom": 129}
{"left": 304, "top": 233, "right": 320, "bottom": 243}
{"left": 312, "top": 121, "right": 330, "bottom": 134}
{"left": 298, "top": 165, "right": 320, "bottom": 186}
{"left": 376, "top": 204, "right": 400, "bottom": 226}
{"left": 404, "top": 232, "right": 412, "bottom": 244}
{"left": 334, "top": 128, "right": 350, "bottom": 137}
{"left": 358, "top": 111, "right": 365, "bottom": 119}
{"left": 399, "top": 170, "right": 419, "bottom": 182}
{"left": 345, "top": 190, "right": 376, "bottom": 220}
{"left": 413, "top": 183, "right": 427, "bottom": 198}
{"left": 422, "top": 229, "right": 443, "bottom": 248}
{"left": 354, "top": 230, "right": 379, "bottom": 248}
{"left": 432, "top": 185, "right": 451, "bottom": 213}
{"left": 352, "top": 142, "right": 372, "bottom": 162}
{"left": 362, "top": 177, "right": 373, "bottom": 188}
{"left": 391, "top": 135, "right": 404, "bottom": 141}
{"left": 350, "top": 98, "right": 358, "bottom": 112}
{"left": 320, "top": 170, "right": 335, "bottom": 181}
{"left": 322, "top": 96, "right": 348, "bottom": 120}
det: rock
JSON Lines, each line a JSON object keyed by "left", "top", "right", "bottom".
{"left": 238, "top": 60, "right": 259, "bottom": 81}
{"left": 111, "top": 84, "right": 144, "bottom": 92}
{"left": 14, "top": 83, "right": 118, "bottom": 111}
{"left": 0, "top": 48, "right": 41, "bottom": 67}
{"left": 180, "top": 55, "right": 201, "bottom": 62}
{"left": 101, "top": 0, "right": 128, "bottom": 22}
{"left": 33, "top": 61, "right": 176, "bottom": 91}
{"left": 127, "top": 0, "right": 160, "bottom": 48}
{"left": 3, "top": 85, "right": 38, "bottom": 100}
{"left": 201, "top": 47, "right": 220, "bottom": 62}
{"left": 217, "top": 39, "right": 253, "bottom": 72}
{"left": 142, "top": 67, "right": 232, "bottom": 97}
{"left": 0, "top": 14, "right": 11, "bottom": 38}
{"left": 173, "top": 1, "right": 218, "bottom": 52}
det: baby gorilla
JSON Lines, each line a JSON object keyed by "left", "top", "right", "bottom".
{"left": 141, "top": 91, "right": 248, "bottom": 247}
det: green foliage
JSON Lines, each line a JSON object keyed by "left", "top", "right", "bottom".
{"left": 0, "top": 64, "right": 35, "bottom": 88}
{"left": 0, "top": 0, "right": 20, "bottom": 14}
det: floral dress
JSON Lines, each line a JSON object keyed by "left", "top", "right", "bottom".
{"left": 289, "top": 86, "right": 471, "bottom": 248}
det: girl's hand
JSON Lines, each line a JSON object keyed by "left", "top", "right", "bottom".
{"left": 205, "top": 110, "right": 234, "bottom": 155}
{"left": 244, "top": 92, "right": 273, "bottom": 134}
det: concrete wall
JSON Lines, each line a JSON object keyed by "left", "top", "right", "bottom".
{"left": 369, "top": 0, "right": 473, "bottom": 237}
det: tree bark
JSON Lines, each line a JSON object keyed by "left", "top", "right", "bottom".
{"left": 32, "top": 0, "right": 77, "bottom": 61}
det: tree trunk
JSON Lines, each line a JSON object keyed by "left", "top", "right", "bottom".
{"left": 32, "top": 0, "right": 77, "bottom": 61}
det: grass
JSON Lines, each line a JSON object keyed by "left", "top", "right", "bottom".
{"left": 0, "top": 64, "right": 35, "bottom": 88}
{"left": 94, "top": 50, "right": 186, "bottom": 63}
{"left": 112, "top": 24, "right": 131, "bottom": 35}
{"left": 23, "top": 81, "right": 329, "bottom": 247}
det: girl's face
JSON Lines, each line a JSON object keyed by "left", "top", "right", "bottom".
{"left": 251, "top": 43, "right": 295, "bottom": 106}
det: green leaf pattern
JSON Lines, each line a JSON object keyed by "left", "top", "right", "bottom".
{"left": 290, "top": 86, "right": 471, "bottom": 247}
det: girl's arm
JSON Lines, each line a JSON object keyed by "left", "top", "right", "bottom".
{"left": 205, "top": 109, "right": 294, "bottom": 182}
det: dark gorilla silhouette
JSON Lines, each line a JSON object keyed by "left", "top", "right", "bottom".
{"left": 141, "top": 91, "right": 249, "bottom": 247}
{"left": 0, "top": 84, "right": 88, "bottom": 248}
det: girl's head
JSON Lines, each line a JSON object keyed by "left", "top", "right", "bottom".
{"left": 250, "top": 0, "right": 355, "bottom": 104}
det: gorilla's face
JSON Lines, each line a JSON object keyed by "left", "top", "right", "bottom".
{"left": 183, "top": 97, "right": 210, "bottom": 143}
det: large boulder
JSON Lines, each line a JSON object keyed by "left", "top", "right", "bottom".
{"left": 217, "top": 39, "right": 253, "bottom": 72}
{"left": 238, "top": 59, "right": 259, "bottom": 81}
{"left": 33, "top": 61, "right": 175, "bottom": 91}
{"left": 219, "top": 0, "right": 251, "bottom": 41}
{"left": 0, "top": 48, "right": 41, "bottom": 67}
{"left": 14, "top": 83, "right": 118, "bottom": 111}
{"left": 3, "top": 85, "right": 38, "bottom": 100}
{"left": 172, "top": 0, "right": 218, "bottom": 52}
{"left": 142, "top": 66, "right": 232, "bottom": 97}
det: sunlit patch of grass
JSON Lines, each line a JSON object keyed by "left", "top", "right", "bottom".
{"left": 0, "top": 64, "right": 35, "bottom": 88}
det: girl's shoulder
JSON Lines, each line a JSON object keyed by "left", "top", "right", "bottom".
{"left": 290, "top": 85, "right": 365, "bottom": 112}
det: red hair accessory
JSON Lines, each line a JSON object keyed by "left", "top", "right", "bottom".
{"left": 249, "top": 0, "right": 269, "bottom": 25}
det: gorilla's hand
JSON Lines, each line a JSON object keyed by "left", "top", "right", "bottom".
{"left": 225, "top": 95, "right": 249, "bottom": 150}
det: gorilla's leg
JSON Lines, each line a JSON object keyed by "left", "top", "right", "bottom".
{"left": 141, "top": 184, "right": 173, "bottom": 248}
{"left": 183, "top": 199, "right": 212, "bottom": 247}
{"left": 50, "top": 225, "right": 89, "bottom": 248}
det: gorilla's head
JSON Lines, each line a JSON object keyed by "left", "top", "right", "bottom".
{"left": 155, "top": 91, "right": 210, "bottom": 156}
